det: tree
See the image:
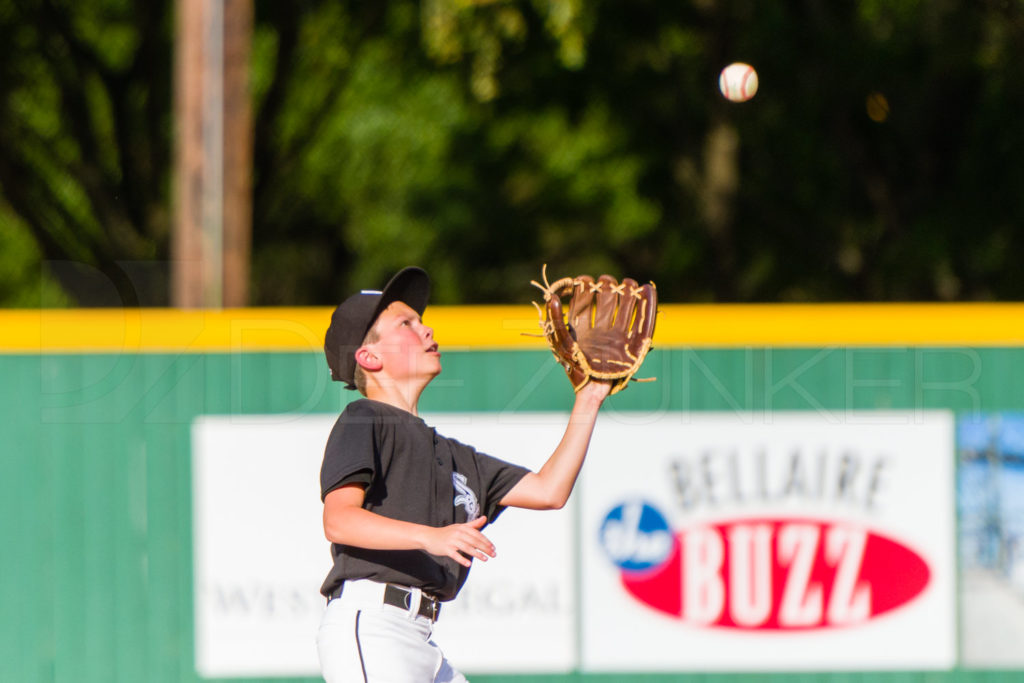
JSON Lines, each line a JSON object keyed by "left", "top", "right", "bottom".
{"left": 0, "top": 0, "right": 174, "bottom": 306}
{"left": 2, "top": 0, "right": 1024, "bottom": 306}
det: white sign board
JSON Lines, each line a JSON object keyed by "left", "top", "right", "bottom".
{"left": 192, "top": 412, "right": 575, "bottom": 678}
{"left": 192, "top": 415, "right": 334, "bottom": 678}
{"left": 193, "top": 409, "right": 957, "bottom": 676}
{"left": 579, "top": 411, "right": 956, "bottom": 672}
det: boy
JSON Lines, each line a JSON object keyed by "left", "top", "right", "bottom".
{"left": 318, "top": 266, "right": 610, "bottom": 682}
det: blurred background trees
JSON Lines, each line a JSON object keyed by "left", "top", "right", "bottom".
{"left": 1, "top": 0, "right": 1023, "bottom": 307}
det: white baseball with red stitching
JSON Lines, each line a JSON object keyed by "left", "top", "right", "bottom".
{"left": 719, "top": 62, "right": 759, "bottom": 102}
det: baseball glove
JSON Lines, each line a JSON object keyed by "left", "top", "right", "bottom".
{"left": 531, "top": 266, "right": 657, "bottom": 395}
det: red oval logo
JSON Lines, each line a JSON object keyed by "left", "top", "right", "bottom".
{"left": 620, "top": 518, "right": 930, "bottom": 630}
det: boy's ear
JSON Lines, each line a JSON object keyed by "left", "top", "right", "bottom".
{"left": 354, "top": 346, "right": 382, "bottom": 372}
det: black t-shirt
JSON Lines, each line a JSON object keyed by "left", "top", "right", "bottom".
{"left": 319, "top": 399, "right": 531, "bottom": 601}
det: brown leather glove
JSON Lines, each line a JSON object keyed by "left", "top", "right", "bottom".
{"left": 532, "top": 267, "right": 658, "bottom": 394}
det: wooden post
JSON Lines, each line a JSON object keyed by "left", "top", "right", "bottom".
{"left": 172, "top": 0, "right": 204, "bottom": 308}
{"left": 172, "top": 0, "right": 252, "bottom": 308}
{"left": 222, "top": 0, "right": 253, "bottom": 308}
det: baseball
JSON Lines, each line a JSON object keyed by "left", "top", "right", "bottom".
{"left": 719, "top": 62, "right": 758, "bottom": 102}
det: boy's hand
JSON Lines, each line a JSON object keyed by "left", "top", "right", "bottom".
{"left": 579, "top": 378, "right": 612, "bottom": 401}
{"left": 422, "top": 515, "right": 495, "bottom": 568}
{"left": 572, "top": 378, "right": 611, "bottom": 419}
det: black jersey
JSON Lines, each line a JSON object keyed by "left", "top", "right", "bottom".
{"left": 319, "top": 399, "right": 530, "bottom": 601}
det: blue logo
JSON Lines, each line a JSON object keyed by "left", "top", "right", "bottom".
{"left": 599, "top": 501, "right": 674, "bottom": 572}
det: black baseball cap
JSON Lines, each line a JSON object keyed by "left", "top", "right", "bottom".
{"left": 324, "top": 266, "right": 431, "bottom": 389}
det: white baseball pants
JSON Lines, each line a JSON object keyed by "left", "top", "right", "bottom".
{"left": 317, "top": 580, "right": 467, "bottom": 683}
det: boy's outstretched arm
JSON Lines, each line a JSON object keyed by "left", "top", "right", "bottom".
{"left": 499, "top": 380, "right": 612, "bottom": 511}
{"left": 323, "top": 485, "right": 496, "bottom": 568}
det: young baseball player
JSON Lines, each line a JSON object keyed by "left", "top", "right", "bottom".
{"left": 317, "top": 266, "right": 611, "bottom": 682}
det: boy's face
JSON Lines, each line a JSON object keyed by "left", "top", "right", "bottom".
{"left": 365, "top": 301, "right": 441, "bottom": 385}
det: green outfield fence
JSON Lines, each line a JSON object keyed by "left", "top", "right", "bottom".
{"left": 3, "top": 305, "right": 1024, "bottom": 682}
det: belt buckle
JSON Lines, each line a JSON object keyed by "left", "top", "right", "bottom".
{"left": 386, "top": 583, "right": 439, "bottom": 621}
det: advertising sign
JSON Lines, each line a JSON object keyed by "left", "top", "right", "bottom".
{"left": 192, "top": 412, "right": 575, "bottom": 677}
{"left": 957, "top": 412, "right": 1024, "bottom": 667}
{"left": 192, "top": 415, "right": 334, "bottom": 678}
{"left": 193, "top": 409, "right": 957, "bottom": 676}
{"left": 581, "top": 411, "right": 956, "bottom": 672}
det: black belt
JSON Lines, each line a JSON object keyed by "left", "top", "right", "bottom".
{"left": 328, "top": 582, "right": 441, "bottom": 622}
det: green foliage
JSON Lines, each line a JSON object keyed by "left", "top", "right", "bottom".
{"left": 422, "top": 0, "right": 587, "bottom": 101}
{"left": 0, "top": 0, "right": 172, "bottom": 305}
{"left": 0, "top": 203, "right": 70, "bottom": 306}
{"left": 249, "top": 2, "right": 475, "bottom": 303}
{"left": 2, "top": 0, "right": 1024, "bottom": 306}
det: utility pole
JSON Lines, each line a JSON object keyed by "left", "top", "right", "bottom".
{"left": 173, "top": 0, "right": 253, "bottom": 308}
